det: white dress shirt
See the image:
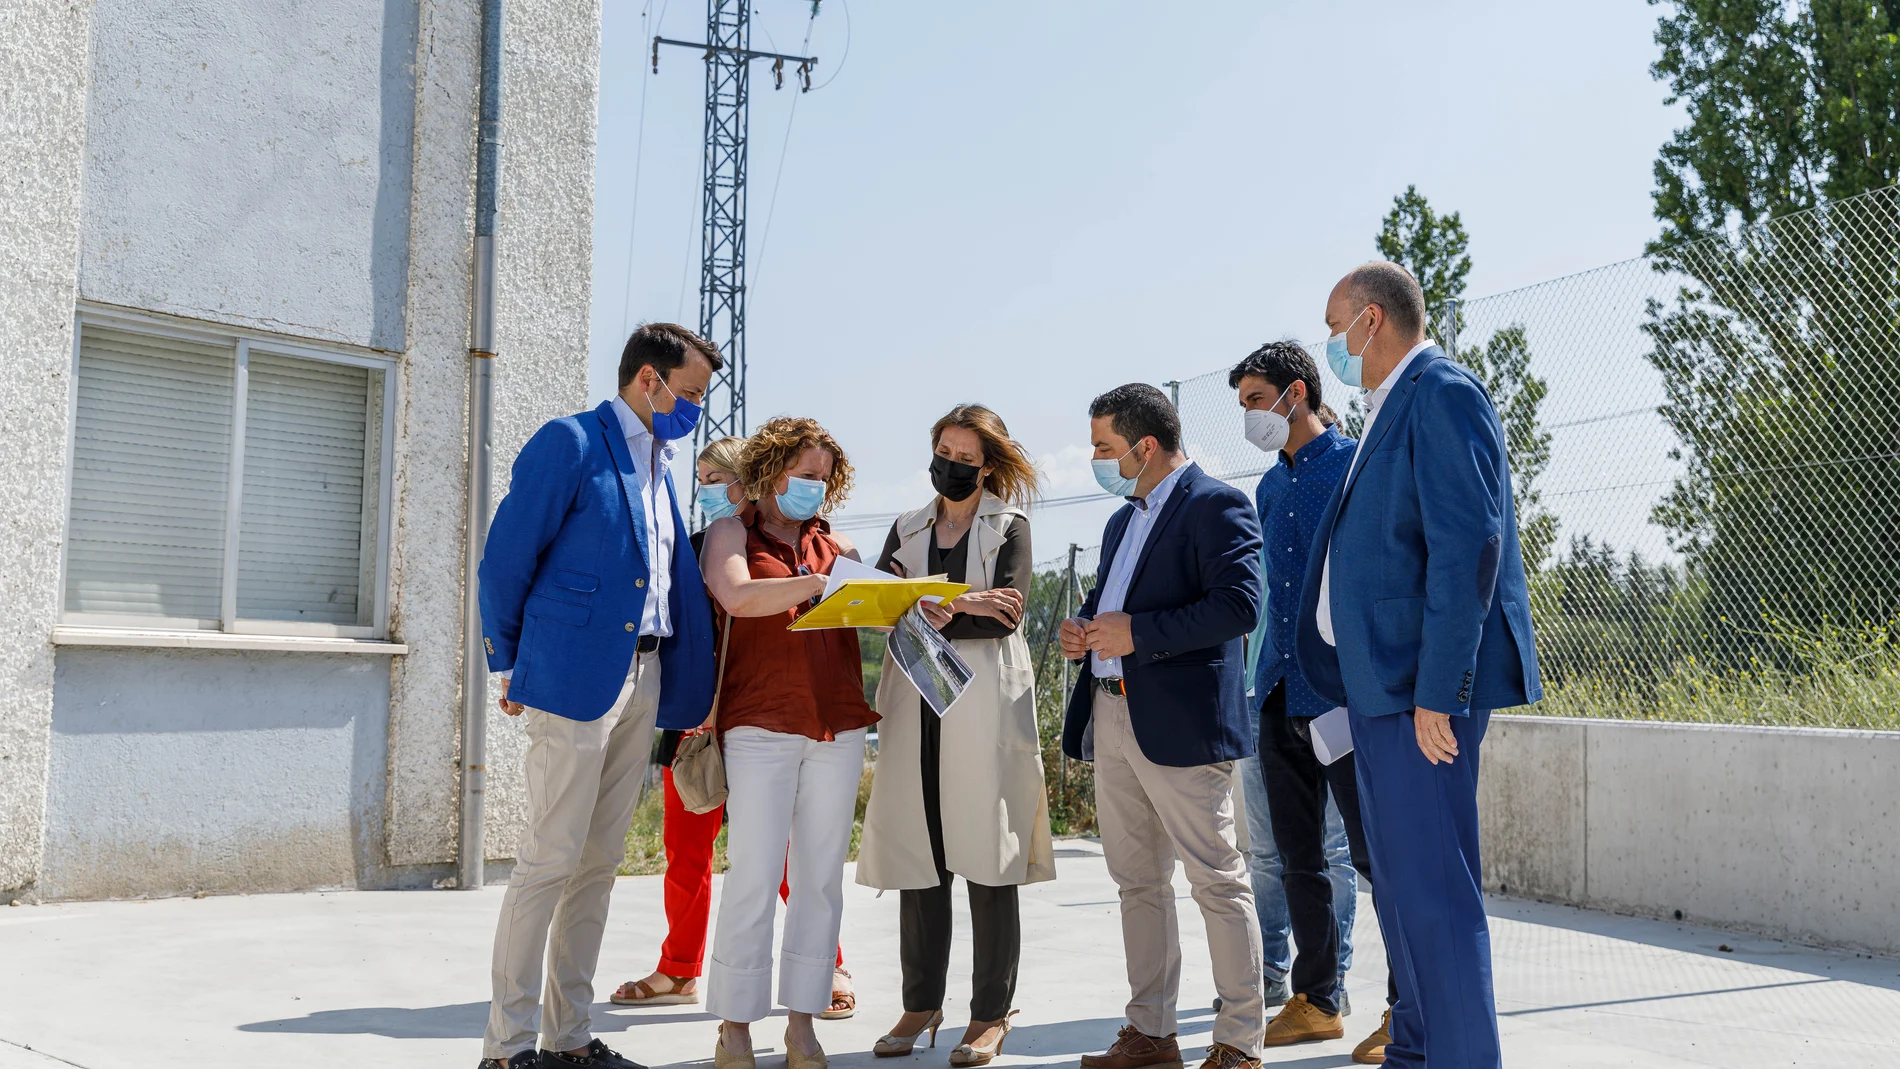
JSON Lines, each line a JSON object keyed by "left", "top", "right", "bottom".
{"left": 1317, "top": 339, "right": 1435, "bottom": 646}
{"left": 1092, "top": 461, "right": 1191, "bottom": 679}
{"left": 611, "top": 394, "right": 677, "bottom": 638}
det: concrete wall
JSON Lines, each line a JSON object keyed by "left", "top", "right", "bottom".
{"left": 0, "top": 0, "right": 94, "bottom": 896}
{"left": 41, "top": 649, "right": 391, "bottom": 900}
{"left": 77, "top": 0, "right": 418, "bottom": 349}
{"left": 1479, "top": 715, "right": 1900, "bottom": 956}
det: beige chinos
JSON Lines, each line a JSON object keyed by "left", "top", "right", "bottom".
{"left": 1092, "top": 687, "right": 1266, "bottom": 1056}
{"left": 484, "top": 653, "right": 661, "bottom": 1059}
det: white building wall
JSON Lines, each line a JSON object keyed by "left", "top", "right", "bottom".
{"left": 76, "top": 0, "right": 418, "bottom": 350}
{"left": 383, "top": 0, "right": 598, "bottom": 870}
{"left": 1, "top": 0, "right": 595, "bottom": 896}
{"left": 0, "top": 0, "right": 94, "bottom": 896}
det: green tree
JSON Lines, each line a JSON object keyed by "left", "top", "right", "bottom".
{"left": 1376, "top": 185, "right": 1473, "bottom": 314}
{"left": 1375, "top": 187, "right": 1557, "bottom": 568}
{"left": 1649, "top": 0, "right": 1900, "bottom": 248}
{"left": 1643, "top": 0, "right": 1900, "bottom": 661}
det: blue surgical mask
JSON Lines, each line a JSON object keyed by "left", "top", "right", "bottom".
{"left": 775, "top": 476, "right": 827, "bottom": 521}
{"left": 1324, "top": 306, "right": 1373, "bottom": 389}
{"left": 695, "top": 481, "right": 738, "bottom": 522}
{"left": 646, "top": 377, "right": 702, "bottom": 441}
{"left": 1091, "top": 444, "right": 1150, "bottom": 499}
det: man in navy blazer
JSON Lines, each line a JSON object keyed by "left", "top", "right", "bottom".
{"left": 1060, "top": 385, "right": 1267, "bottom": 1069}
{"left": 1296, "top": 263, "right": 1542, "bottom": 1069}
{"left": 475, "top": 323, "right": 719, "bottom": 1069}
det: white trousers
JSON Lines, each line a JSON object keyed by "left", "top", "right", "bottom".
{"left": 484, "top": 653, "right": 661, "bottom": 1058}
{"left": 1092, "top": 689, "right": 1265, "bottom": 1055}
{"left": 705, "top": 725, "right": 868, "bottom": 1023}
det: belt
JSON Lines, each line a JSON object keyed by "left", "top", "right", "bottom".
{"left": 1094, "top": 675, "right": 1126, "bottom": 697}
{"left": 636, "top": 634, "right": 661, "bottom": 654}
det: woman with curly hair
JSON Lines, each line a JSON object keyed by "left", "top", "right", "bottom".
{"left": 699, "top": 416, "right": 878, "bottom": 1069}
{"left": 610, "top": 434, "right": 852, "bottom": 1017}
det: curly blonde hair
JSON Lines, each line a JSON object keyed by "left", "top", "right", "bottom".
{"left": 737, "top": 416, "right": 854, "bottom": 515}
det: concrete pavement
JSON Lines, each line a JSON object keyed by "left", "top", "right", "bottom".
{"left": 2, "top": 839, "right": 1896, "bottom": 1068}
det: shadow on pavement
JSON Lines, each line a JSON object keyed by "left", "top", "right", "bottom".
{"left": 239, "top": 1003, "right": 741, "bottom": 1038}
{"left": 1484, "top": 895, "right": 1900, "bottom": 991}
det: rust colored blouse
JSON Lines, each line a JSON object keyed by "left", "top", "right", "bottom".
{"left": 715, "top": 506, "right": 879, "bottom": 740}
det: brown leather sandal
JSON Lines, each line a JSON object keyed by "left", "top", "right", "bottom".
{"left": 610, "top": 973, "right": 699, "bottom": 1005}
{"left": 817, "top": 967, "right": 856, "bottom": 1020}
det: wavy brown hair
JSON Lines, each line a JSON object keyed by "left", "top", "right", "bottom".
{"left": 930, "top": 404, "right": 1040, "bottom": 506}
{"left": 738, "top": 416, "right": 854, "bottom": 515}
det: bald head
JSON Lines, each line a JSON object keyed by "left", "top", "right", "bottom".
{"left": 1340, "top": 261, "right": 1427, "bottom": 341}
{"left": 1325, "top": 260, "right": 1430, "bottom": 389}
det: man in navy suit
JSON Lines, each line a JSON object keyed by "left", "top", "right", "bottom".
{"left": 1296, "top": 263, "right": 1543, "bottom": 1069}
{"left": 476, "top": 323, "right": 720, "bottom": 1069}
{"left": 1060, "top": 384, "right": 1267, "bottom": 1069}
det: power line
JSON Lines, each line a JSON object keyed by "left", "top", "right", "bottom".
{"left": 748, "top": 5, "right": 818, "bottom": 296}
{"left": 617, "top": 0, "right": 662, "bottom": 338}
{"left": 831, "top": 489, "right": 1124, "bottom": 532}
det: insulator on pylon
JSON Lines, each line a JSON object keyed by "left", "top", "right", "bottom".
{"left": 772, "top": 57, "right": 785, "bottom": 90}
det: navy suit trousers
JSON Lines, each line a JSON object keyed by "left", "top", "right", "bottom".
{"left": 1350, "top": 708, "right": 1500, "bottom": 1069}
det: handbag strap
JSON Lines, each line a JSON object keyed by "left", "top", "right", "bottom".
{"left": 702, "top": 611, "right": 734, "bottom": 731}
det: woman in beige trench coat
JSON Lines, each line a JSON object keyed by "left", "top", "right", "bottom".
{"left": 859, "top": 404, "right": 1055, "bottom": 1068}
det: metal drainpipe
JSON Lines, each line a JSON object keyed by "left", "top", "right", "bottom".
{"left": 458, "top": 0, "right": 505, "bottom": 891}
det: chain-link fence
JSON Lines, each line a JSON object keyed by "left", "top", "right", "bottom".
{"left": 1160, "top": 183, "right": 1900, "bottom": 730}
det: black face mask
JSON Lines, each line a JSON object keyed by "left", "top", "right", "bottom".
{"left": 929, "top": 454, "right": 983, "bottom": 502}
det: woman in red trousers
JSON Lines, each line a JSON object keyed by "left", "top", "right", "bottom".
{"left": 610, "top": 436, "right": 854, "bottom": 1018}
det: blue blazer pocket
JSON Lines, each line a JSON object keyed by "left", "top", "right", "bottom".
{"left": 552, "top": 568, "right": 600, "bottom": 592}
{"left": 1371, "top": 596, "right": 1424, "bottom": 687}
{"left": 526, "top": 592, "right": 591, "bottom": 626}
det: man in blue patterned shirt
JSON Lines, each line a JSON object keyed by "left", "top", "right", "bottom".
{"left": 1231, "top": 342, "right": 1394, "bottom": 1062}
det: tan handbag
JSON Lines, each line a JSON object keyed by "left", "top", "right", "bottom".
{"left": 670, "top": 613, "right": 732, "bottom": 814}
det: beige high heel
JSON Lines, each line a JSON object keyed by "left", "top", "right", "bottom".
{"left": 714, "top": 1023, "right": 757, "bottom": 1069}
{"left": 873, "top": 1009, "right": 945, "bottom": 1058}
{"left": 948, "top": 1010, "right": 1018, "bottom": 1067}
{"left": 784, "top": 1027, "right": 829, "bottom": 1069}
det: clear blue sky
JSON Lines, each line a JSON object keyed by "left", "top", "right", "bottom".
{"left": 587, "top": 0, "right": 1684, "bottom": 558}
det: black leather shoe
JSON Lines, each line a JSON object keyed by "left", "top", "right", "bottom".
{"left": 480, "top": 1050, "right": 540, "bottom": 1069}
{"left": 582, "top": 1040, "right": 646, "bottom": 1069}
{"left": 542, "top": 1040, "right": 646, "bottom": 1069}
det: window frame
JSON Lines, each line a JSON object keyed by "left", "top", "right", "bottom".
{"left": 60, "top": 305, "right": 400, "bottom": 640}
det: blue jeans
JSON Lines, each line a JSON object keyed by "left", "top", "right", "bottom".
{"left": 1237, "top": 753, "right": 1356, "bottom": 982}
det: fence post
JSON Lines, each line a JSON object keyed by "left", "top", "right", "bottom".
{"left": 1059, "top": 542, "right": 1078, "bottom": 806}
{"left": 1164, "top": 380, "right": 1181, "bottom": 408}
{"left": 1445, "top": 297, "right": 1460, "bottom": 360}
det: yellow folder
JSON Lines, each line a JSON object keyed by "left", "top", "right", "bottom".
{"left": 787, "top": 578, "right": 970, "bottom": 631}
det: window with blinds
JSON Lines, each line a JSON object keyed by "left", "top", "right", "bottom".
{"left": 63, "top": 318, "right": 393, "bottom": 636}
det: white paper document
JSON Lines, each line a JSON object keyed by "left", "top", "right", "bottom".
{"left": 820, "top": 553, "right": 898, "bottom": 599}
{"left": 1309, "top": 706, "right": 1354, "bottom": 765}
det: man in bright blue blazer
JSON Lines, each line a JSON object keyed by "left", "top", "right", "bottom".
{"left": 1296, "top": 263, "right": 1542, "bottom": 1069}
{"left": 475, "top": 323, "right": 719, "bottom": 1069}
{"left": 1059, "top": 385, "right": 1268, "bottom": 1069}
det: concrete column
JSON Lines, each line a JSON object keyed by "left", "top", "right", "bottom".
{"left": 383, "top": 0, "right": 595, "bottom": 869}
{"left": 0, "top": 0, "right": 93, "bottom": 895}
{"left": 385, "top": 0, "right": 485, "bottom": 868}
